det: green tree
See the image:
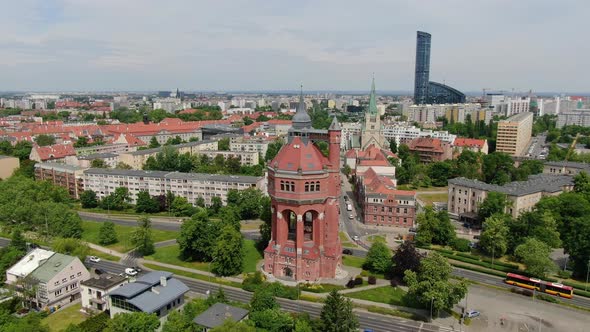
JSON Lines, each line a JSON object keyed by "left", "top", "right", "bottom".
{"left": 210, "top": 319, "right": 256, "bottom": 332}
{"left": 10, "top": 228, "right": 27, "bottom": 253}
{"left": 453, "top": 150, "right": 482, "bottom": 180}
{"left": 250, "top": 287, "right": 279, "bottom": 312}
{"left": 478, "top": 191, "right": 510, "bottom": 220}
{"left": 573, "top": 171, "right": 590, "bottom": 194}
{"left": 265, "top": 139, "right": 284, "bottom": 161}
{"left": 52, "top": 238, "right": 90, "bottom": 261}
{"left": 74, "top": 136, "right": 89, "bottom": 148}
{"left": 12, "top": 141, "right": 33, "bottom": 160}
{"left": 404, "top": 253, "right": 468, "bottom": 316}
{"left": 130, "top": 216, "right": 155, "bottom": 256}
{"left": 258, "top": 196, "right": 272, "bottom": 250}
{"left": 171, "top": 196, "right": 196, "bottom": 217}
{"left": 391, "top": 240, "right": 423, "bottom": 279}
{"left": 210, "top": 196, "right": 223, "bottom": 215}
{"left": 514, "top": 238, "right": 557, "bottom": 278}
{"left": 363, "top": 239, "right": 391, "bottom": 274}
{"left": 249, "top": 309, "right": 294, "bottom": 332}
{"left": 90, "top": 159, "right": 108, "bottom": 168}
{"left": 320, "top": 290, "right": 359, "bottom": 332}
{"left": 105, "top": 312, "right": 160, "bottom": 332}
{"left": 415, "top": 208, "right": 455, "bottom": 246}
{"left": 389, "top": 139, "right": 398, "bottom": 153}
{"left": 212, "top": 226, "right": 244, "bottom": 276}
{"left": 148, "top": 136, "right": 161, "bottom": 149}
{"left": 98, "top": 222, "right": 118, "bottom": 245}
{"left": 80, "top": 190, "right": 98, "bottom": 209}
{"left": 479, "top": 215, "right": 509, "bottom": 257}
{"left": 115, "top": 162, "right": 133, "bottom": 170}
{"left": 135, "top": 190, "right": 160, "bottom": 213}
{"left": 243, "top": 117, "right": 254, "bottom": 125}
{"left": 343, "top": 164, "right": 352, "bottom": 176}
{"left": 178, "top": 211, "right": 219, "bottom": 261}
{"left": 148, "top": 109, "right": 169, "bottom": 123}
{"left": 427, "top": 161, "right": 453, "bottom": 187}
{"left": 34, "top": 134, "right": 55, "bottom": 146}
{"left": 162, "top": 299, "right": 208, "bottom": 332}
{"left": 218, "top": 138, "right": 230, "bottom": 151}
{"left": 482, "top": 152, "right": 515, "bottom": 185}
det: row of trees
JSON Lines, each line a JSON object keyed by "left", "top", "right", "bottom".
{"left": 142, "top": 146, "right": 264, "bottom": 176}
{"left": 110, "top": 106, "right": 224, "bottom": 124}
{"left": 394, "top": 145, "right": 544, "bottom": 187}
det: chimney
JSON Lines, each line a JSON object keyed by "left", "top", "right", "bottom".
{"left": 160, "top": 276, "right": 167, "bottom": 287}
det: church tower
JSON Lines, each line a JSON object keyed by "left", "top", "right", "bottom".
{"left": 264, "top": 89, "right": 342, "bottom": 282}
{"left": 361, "top": 77, "right": 384, "bottom": 150}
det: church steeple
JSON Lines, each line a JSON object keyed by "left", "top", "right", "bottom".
{"left": 368, "top": 75, "right": 378, "bottom": 115}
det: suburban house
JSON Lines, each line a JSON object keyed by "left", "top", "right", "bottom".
{"left": 107, "top": 271, "right": 189, "bottom": 320}
{"left": 5, "top": 249, "right": 90, "bottom": 309}
{"left": 81, "top": 274, "right": 128, "bottom": 313}
{"left": 193, "top": 303, "right": 249, "bottom": 331}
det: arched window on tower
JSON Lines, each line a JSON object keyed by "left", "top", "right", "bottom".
{"left": 304, "top": 182, "right": 309, "bottom": 192}
{"left": 315, "top": 181, "right": 320, "bottom": 191}
{"left": 280, "top": 181, "right": 285, "bottom": 191}
{"left": 303, "top": 211, "right": 314, "bottom": 241}
{"left": 287, "top": 211, "right": 296, "bottom": 241}
{"left": 289, "top": 181, "right": 295, "bottom": 192}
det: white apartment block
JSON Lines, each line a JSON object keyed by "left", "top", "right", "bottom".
{"left": 153, "top": 98, "right": 182, "bottom": 113}
{"left": 83, "top": 168, "right": 265, "bottom": 206}
{"left": 230, "top": 136, "right": 270, "bottom": 156}
{"left": 405, "top": 103, "right": 483, "bottom": 124}
{"left": 382, "top": 124, "right": 456, "bottom": 145}
{"left": 557, "top": 109, "right": 590, "bottom": 128}
{"left": 340, "top": 122, "right": 362, "bottom": 150}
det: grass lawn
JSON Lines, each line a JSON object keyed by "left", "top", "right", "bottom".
{"left": 87, "top": 248, "right": 120, "bottom": 262}
{"left": 339, "top": 232, "right": 358, "bottom": 248}
{"left": 342, "top": 255, "right": 365, "bottom": 269}
{"left": 41, "top": 304, "right": 87, "bottom": 332}
{"left": 81, "top": 220, "right": 178, "bottom": 253}
{"left": 142, "top": 263, "right": 243, "bottom": 288}
{"left": 367, "top": 235, "right": 385, "bottom": 243}
{"left": 144, "top": 239, "right": 262, "bottom": 274}
{"left": 398, "top": 185, "right": 447, "bottom": 192}
{"left": 416, "top": 192, "right": 449, "bottom": 205}
{"left": 345, "top": 286, "right": 418, "bottom": 308}
{"left": 241, "top": 220, "right": 262, "bottom": 231}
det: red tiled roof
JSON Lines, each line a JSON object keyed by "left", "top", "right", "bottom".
{"left": 33, "top": 143, "right": 76, "bottom": 161}
{"left": 345, "top": 149, "right": 357, "bottom": 158}
{"left": 454, "top": 138, "right": 485, "bottom": 148}
{"left": 408, "top": 137, "right": 444, "bottom": 153}
{"left": 267, "top": 119, "right": 292, "bottom": 125}
{"left": 271, "top": 137, "right": 329, "bottom": 172}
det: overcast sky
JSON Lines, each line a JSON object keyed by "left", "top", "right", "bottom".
{"left": 1, "top": 0, "right": 589, "bottom": 92}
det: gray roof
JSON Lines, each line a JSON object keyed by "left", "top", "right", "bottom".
{"left": 108, "top": 271, "right": 189, "bottom": 314}
{"left": 127, "top": 139, "right": 218, "bottom": 156}
{"left": 193, "top": 303, "right": 249, "bottom": 328}
{"left": 544, "top": 160, "right": 590, "bottom": 170}
{"left": 500, "top": 112, "right": 533, "bottom": 123}
{"left": 84, "top": 168, "right": 262, "bottom": 183}
{"left": 448, "top": 174, "right": 574, "bottom": 197}
{"left": 35, "top": 162, "right": 87, "bottom": 172}
{"left": 292, "top": 89, "right": 312, "bottom": 130}
{"left": 81, "top": 274, "right": 127, "bottom": 289}
{"left": 78, "top": 152, "right": 118, "bottom": 160}
{"left": 30, "top": 253, "right": 76, "bottom": 283}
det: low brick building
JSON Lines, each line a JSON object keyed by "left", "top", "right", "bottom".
{"left": 355, "top": 168, "right": 417, "bottom": 227}
{"left": 407, "top": 137, "right": 453, "bottom": 163}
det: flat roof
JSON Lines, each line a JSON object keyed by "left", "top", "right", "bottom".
{"left": 81, "top": 274, "right": 127, "bottom": 289}
{"left": 6, "top": 249, "right": 54, "bottom": 278}
{"left": 84, "top": 168, "right": 262, "bottom": 183}
{"left": 35, "top": 162, "right": 87, "bottom": 172}
{"left": 500, "top": 112, "right": 533, "bottom": 123}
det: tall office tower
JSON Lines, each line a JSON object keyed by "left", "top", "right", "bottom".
{"left": 414, "top": 31, "right": 431, "bottom": 105}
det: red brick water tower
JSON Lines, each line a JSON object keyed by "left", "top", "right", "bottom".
{"left": 263, "top": 91, "right": 342, "bottom": 281}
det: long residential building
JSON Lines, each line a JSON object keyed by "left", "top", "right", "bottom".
{"left": 495, "top": 112, "right": 533, "bottom": 156}
{"left": 117, "top": 139, "right": 219, "bottom": 169}
{"left": 381, "top": 124, "right": 456, "bottom": 145}
{"left": 83, "top": 168, "right": 265, "bottom": 206}
{"left": 447, "top": 174, "right": 574, "bottom": 220}
{"left": 35, "top": 162, "right": 86, "bottom": 198}
{"left": 557, "top": 109, "right": 590, "bottom": 128}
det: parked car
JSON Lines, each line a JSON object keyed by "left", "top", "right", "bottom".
{"left": 94, "top": 268, "right": 106, "bottom": 275}
{"left": 465, "top": 310, "right": 480, "bottom": 318}
{"left": 342, "top": 249, "right": 353, "bottom": 255}
{"left": 132, "top": 266, "right": 142, "bottom": 273}
{"left": 352, "top": 235, "right": 360, "bottom": 241}
{"left": 349, "top": 214, "right": 354, "bottom": 219}
{"left": 89, "top": 256, "right": 101, "bottom": 263}
{"left": 125, "top": 268, "right": 138, "bottom": 276}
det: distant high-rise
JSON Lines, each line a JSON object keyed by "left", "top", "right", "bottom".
{"left": 414, "top": 31, "right": 431, "bottom": 105}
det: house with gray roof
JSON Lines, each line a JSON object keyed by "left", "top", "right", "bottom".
{"left": 448, "top": 174, "right": 574, "bottom": 220}
{"left": 5, "top": 249, "right": 90, "bottom": 309}
{"left": 81, "top": 274, "right": 128, "bottom": 313}
{"left": 193, "top": 303, "right": 249, "bottom": 331}
{"left": 107, "top": 271, "right": 189, "bottom": 320}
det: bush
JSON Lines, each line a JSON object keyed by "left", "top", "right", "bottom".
{"left": 77, "top": 312, "right": 109, "bottom": 332}
{"left": 390, "top": 279, "right": 399, "bottom": 287}
{"left": 368, "top": 276, "right": 377, "bottom": 285}
{"left": 267, "top": 282, "right": 300, "bottom": 300}
{"left": 242, "top": 271, "right": 265, "bottom": 292}
{"left": 346, "top": 279, "right": 356, "bottom": 288}
{"left": 355, "top": 277, "right": 363, "bottom": 285}
{"left": 536, "top": 294, "right": 559, "bottom": 303}
{"left": 450, "top": 262, "right": 507, "bottom": 278}
{"left": 360, "top": 270, "right": 369, "bottom": 277}
{"left": 574, "top": 289, "right": 590, "bottom": 298}
{"left": 451, "top": 238, "right": 471, "bottom": 252}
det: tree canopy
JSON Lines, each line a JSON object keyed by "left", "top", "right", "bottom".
{"left": 319, "top": 290, "right": 359, "bottom": 332}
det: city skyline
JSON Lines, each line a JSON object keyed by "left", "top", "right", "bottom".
{"left": 2, "top": 0, "right": 589, "bottom": 92}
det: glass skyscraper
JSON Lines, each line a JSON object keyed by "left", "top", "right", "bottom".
{"left": 414, "top": 31, "right": 431, "bottom": 105}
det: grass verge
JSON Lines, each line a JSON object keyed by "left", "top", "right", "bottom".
{"left": 41, "top": 304, "right": 87, "bottom": 332}
{"left": 342, "top": 255, "right": 364, "bottom": 269}
{"left": 356, "top": 304, "right": 426, "bottom": 321}
{"left": 416, "top": 193, "right": 449, "bottom": 205}
{"left": 81, "top": 220, "right": 178, "bottom": 253}
{"left": 345, "top": 286, "right": 418, "bottom": 308}
{"left": 87, "top": 248, "right": 120, "bottom": 262}
{"left": 339, "top": 232, "right": 359, "bottom": 248}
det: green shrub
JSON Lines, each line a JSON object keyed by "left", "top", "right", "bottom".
{"left": 450, "top": 262, "right": 507, "bottom": 278}
{"left": 360, "top": 270, "right": 369, "bottom": 277}
{"left": 562, "top": 280, "right": 590, "bottom": 290}
{"left": 450, "top": 238, "right": 471, "bottom": 252}
{"left": 354, "top": 277, "right": 363, "bottom": 285}
{"left": 573, "top": 289, "right": 590, "bottom": 298}
{"left": 536, "top": 294, "right": 559, "bottom": 303}
{"left": 557, "top": 270, "right": 572, "bottom": 279}
{"left": 242, "top": 271, "right": 265, "bottom": 292}
{"left": 346, "top": 279, "right": 356, "bottom": 288}
{"left": 368, "top": 276, "right": 377, "bottom": 285}
{"left": 77, "top": 312, "right": 109, "bottom": 332}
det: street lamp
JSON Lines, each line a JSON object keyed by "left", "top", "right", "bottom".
{"left": 208, "top": 256, "right": 217, "bottom": 295}
{"left": 585, "top": 259, "right": 590, "bottom": 292}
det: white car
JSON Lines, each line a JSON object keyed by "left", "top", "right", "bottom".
{"left": 125, "top": 268, "right": 138, "bottom": 276}
{"left": 352, "top": 235, "right": 360, "bottom": 241}
{"left": 89, "top": 256, "right": 101, "bottom": 263}
{"left": 465, "top": 310, "right": 480, "bottom": 318}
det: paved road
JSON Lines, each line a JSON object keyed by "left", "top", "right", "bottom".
{"left": 87, "top": 259, "right": 451, "bottom": 332}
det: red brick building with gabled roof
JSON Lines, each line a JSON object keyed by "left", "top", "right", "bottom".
{"left": 453, "top": 137, "right": 488, "bottom": 155}
{"left": 29, "top": 143, "right": 76, "bottom": 162}
{"left": 407, "top": 137, "right": 453, "bottom": 163}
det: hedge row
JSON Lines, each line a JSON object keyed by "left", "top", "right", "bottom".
{"left": 437, "top": 248, "right": 519, "bottom": 270}
{"left": 562, "top": 280, "right": 590, "bottom": 290}
{"left": 439, "top": 252, "right": 517, "bottom": 273}
{"left": 450, "top": 262, "right": 507, "bottom": 278}
{"left": 573, "top": 289, "right": 590, "bottom": 298}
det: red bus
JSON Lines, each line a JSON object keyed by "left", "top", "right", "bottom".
{"left": 505, "top": 273, "right": 573, "bottom": 298}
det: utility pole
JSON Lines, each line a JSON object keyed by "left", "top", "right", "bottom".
{"left": 585, "top": 259, "right": 590, "bottom": 292}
